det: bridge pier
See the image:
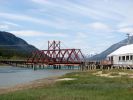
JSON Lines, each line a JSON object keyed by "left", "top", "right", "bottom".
{"left": 33, "top": 64, "right": 37, "bottom": 70}
{"left": 0, "top": 59, "right": 85, "bottom": 71}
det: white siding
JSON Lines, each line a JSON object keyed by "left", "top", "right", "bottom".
{"left": 111, "top": 54, "right": 133, "bottom": 65}
{"left": 108, "top": 44, "right": 133, "bottom": 65}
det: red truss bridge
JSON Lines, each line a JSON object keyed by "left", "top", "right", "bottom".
{"left": 27, "top": 41, "right": 85, "bottom": 66}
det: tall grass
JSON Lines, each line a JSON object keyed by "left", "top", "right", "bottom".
{"left": 1, "top": 70, "right": 133, "bottom": 100}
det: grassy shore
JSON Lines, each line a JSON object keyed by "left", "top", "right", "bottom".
{"left": 0, "top": 70, "right": 133, "bottom": 100}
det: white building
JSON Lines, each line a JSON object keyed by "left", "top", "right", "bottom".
{"left": 108, "top": 44, "right": 133, "bottom": 65}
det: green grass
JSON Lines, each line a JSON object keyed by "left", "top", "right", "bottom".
{"left": 1, "top": 70, "right": 133, "bottom": 100}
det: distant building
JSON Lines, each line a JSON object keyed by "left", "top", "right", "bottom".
{"left": 108, "top": 44, "right": 133, "bottom": 65}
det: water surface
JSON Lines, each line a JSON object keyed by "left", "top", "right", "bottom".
{"left": 0, "top": 66, "right": 73, "bottom": 88}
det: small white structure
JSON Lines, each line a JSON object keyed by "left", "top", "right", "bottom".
{"left": 108, "top": 44, "right": 133, "bottom": 65}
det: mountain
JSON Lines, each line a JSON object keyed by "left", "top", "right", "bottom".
{"left": 89, "top": 36, "right": 133, "bottom": 60}
{"left": 0, "top": 31, "right": 38, "bottom": 59}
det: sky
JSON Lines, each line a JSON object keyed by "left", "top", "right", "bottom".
{"left": 0, "top": 0, "right": 133, "bottom": 55}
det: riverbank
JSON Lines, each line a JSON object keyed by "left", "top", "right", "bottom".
{"left": 0, "top": 76, "right": 58, "bottom": 94}
{"left": 1, "top": 69, "right": 133, "bottom": 100}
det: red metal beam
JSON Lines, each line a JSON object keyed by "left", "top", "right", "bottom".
{"left": 27, "top": 41, "right": 84, "bottom": 65}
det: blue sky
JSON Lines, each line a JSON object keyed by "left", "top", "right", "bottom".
{"left": 0, "top": 0, "right": 133, "bottom": 55}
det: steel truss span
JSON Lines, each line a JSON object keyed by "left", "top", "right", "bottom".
{"left": 27, "top": 41, "right": 85, "bottom": 66}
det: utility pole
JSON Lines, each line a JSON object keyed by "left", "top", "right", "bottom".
{"left": 127, "top": 33, "right": 130, "bottom": 45}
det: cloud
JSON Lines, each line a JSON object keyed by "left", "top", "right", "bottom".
{"left": 76, "top": 32, "right": 88, "bottom": 39}
{"left": 69, "top": 32, "right": 89, "bottom": 54}
{"left": 0, "top": 24, "right": 9, "bottom": 30}
{"left": 3, "top": 21, "right": 20, "bottom": 27}
{"left": 0, "top": 21, "right": 20, "bottom": 30}
{"left": 0, "top": 12, "right": 79, "bottom": 30}
{"left": 117, "top": 22, "right": 133, "bottom": 28}
{"left": 0, "top": 12, "right": 50, "bottom": 25}
{"left": 10, "top": 30, "right": 68, "bottom": 37}
{"left": 31, "top": 0, "right": 47, "bottom": 4}
{"left": 89, "top": 22, "right": 111, "bottom": 31}
{"left": 30, "top": 0, "right": 123, "bottom": 21}
{"left": 0, "top": 0, "right": 132, "bottom": 54}
{"left": 118, "top": 27, "right": 133, "bottom": 33}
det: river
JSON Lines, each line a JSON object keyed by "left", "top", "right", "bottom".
{"left": 0, "top": 66, "right": 73, "bottom": 88}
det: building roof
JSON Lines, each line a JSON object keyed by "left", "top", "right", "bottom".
{"left": 108, "top": 44, "right": 133, "bottom": 56}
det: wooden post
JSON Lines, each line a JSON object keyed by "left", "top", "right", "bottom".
{"left": 33, "top": 64, "right": 37, "bottom": 70}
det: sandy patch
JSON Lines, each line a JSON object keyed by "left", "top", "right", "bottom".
{"left": 128, "top": 75, "right": 133, "bottom": 78}
{"left": 93, "top": 71, "right": 132, "bottom": 78}
{"left": 119, "top": 72, "right": 128, "bottom": 76}
{"left": 56, "top": 78, "right": 76, "bottom": 81}
{"left": 93, "top": 71, "right": 125, "bottom": 78}
{"left": 96, "top": 73, "right": 120, "bottom": 78}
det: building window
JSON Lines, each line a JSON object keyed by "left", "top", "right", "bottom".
{"left": 126, "top": 56, "right": 129, "bottom": 60}
{"left": 130, "top": 55, "right": 133, "bottom": 60}
{"left": 122, "top": 56, "right": 125, "bottom": 61}
{"left": 119, "top": 56, "right": 121, "bottom": 61}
